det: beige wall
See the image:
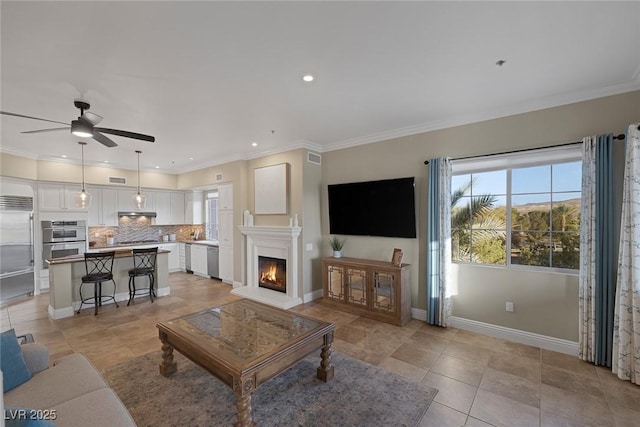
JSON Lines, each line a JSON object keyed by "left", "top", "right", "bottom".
{"left": 302, "top": 152, "right": 323, "bottom": 295}
{"left": 247, "top": 151, "right": 303, "bottom": 227}
{"left": 321, "top": 90, "right": 640, "bottom": 341}
{"left": 177, "top": 160, "right": 247, "bottom": 191}
{"left": 0, "top": 153, "right": 38, "bottom": 180}
{"left": 0, "top": 154, "right": 178, "bottom": 190}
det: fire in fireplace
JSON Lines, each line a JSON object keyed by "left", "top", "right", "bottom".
{"left": 258, "top": 256, "right": 286, "bottom": 293}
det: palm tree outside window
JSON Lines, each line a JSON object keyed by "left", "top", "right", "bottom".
{"left": 451, "top": 160, "right": 581, "bottom": 271}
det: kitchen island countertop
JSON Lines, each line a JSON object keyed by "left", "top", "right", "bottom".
{"left": 48, "top": 249, "right": 170, "bottom": 265}
{"left": 47, "top": 248, "right": 170, "bottom": 319}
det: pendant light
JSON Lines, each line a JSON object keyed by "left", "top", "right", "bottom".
{"left": 74, "top": 141, "right": 92, "bottom": 208}
{"left": 132, "top": 150, "right": 146, "bottom": 210}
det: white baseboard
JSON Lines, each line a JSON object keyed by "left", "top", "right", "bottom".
{"left": 411, "top": 308, "right": 578, "bottom": 356}
{"left": 47, "top": 304, "right": 74, "bottom": 320}
{"left": 156, "top": 287, "right": 170, "bottom": 297}
{"left": 449, "top": 316, "right": 579, "bottom": 356}
{"left": 412, "top": 308, "right": 427, "bottom": 321}
{"left": 49, "top": 289, "right": 171, "bottom": 319}
{"left": 303, "top": 288, "right": 323, "bottom": 303}
{"left": 232, "top": 280, "right": 243, "bottom": 288}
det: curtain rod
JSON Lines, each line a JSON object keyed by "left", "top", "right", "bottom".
{"left": 423, "top": 133, "right": 627, "bottom": 165}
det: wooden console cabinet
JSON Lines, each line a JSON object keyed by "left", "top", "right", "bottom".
{"left": 321, "top": 257, "right": 412, "bottom": 326}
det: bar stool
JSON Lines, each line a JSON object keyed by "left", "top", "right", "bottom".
{"left": 77, "top": 251, "right": 119, "bottom": 315}
{"left": 127, "top": 247, "right": 158, "bottom": 305}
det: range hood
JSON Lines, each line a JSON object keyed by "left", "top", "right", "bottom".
{"left": 118, "top": 211, "right": 157, "bottom": 218}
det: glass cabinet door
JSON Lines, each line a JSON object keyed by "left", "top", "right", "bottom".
{"left": 372, "top": 271, "right": 395, "bottom": 313}
{"left": 346, "top": 267, "right": 367, "bottom": 307}
{"left": 326, "top": 264, "right": 345, "bottom": 302}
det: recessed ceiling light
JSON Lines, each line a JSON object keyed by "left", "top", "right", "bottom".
{"left": 302, "top": 74, "right": 314, "bottom": 82}
{"left": 251, "top": 142, "right": 258, "bottom": 147}
{"left": 155, "top": 166, "right": 160, "bottom": 169}
{"left": 189, "top": 157, "right": 194, "bottom": 160}
{"left": 61, "top": 155, "right": 67, "bottom": 158}
{"left": 104, "top": 160, "right": 109, "bottom": 163}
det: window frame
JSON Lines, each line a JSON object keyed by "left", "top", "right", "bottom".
{"left": 451, "top": 145, "right": 582, "bottom": 275}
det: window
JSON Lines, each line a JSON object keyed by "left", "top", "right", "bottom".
{"left": 451, "top": 146, "right": 582, "bottom": 272}
{"left": 205, "top": 191, "right": 219, "bottom": 240}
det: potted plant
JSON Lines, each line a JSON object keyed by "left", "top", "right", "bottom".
{"left": 328, "top": 236, "right": 345, "bottom": 258}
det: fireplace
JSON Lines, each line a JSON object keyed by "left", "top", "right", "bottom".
{"left": 234, "top": 225, "right": 302, "bottom": 309}
{"left": 258, "top": 256, "right": 286, "bottom": 293}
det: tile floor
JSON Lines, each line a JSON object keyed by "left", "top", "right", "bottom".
{"left": 2, "top": 272, "right": 639, "bottom": 426}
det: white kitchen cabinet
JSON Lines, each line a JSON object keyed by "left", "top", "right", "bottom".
{"left": 191, "top": 244, "right": 208, "bottom": 277}
{"left": 178, "top": 243, "right": 186, "bottom": 270}
{"left": 117, "top": 189, "right": 138, "bottom": 212}
{"left": 88, "top": 187, "right": 118, "bottom": 226}
{"left": 170, "top": 192, "right": 185, "bottom": 224}
{"left": 218, "top": 245, "right": 233, "bottom": 284}
{"left": 101, "top": 189, "right": 118, "bottom": 225}
{"left": 158, "top": 243, "right": 179, "bottom": 272}
{"left": 185, "top": 190, "right": 203, "bottom": 224}
{"left": 38, "top": 183, "right": 63, "bottom": 210}
{"left": 218, "top": 183, "right": 233, "bottom": 210}
{"left": 217, "top": 183, "right": 233, "bottom": 284}
{"left": 38, "top": 183, "right": 87, "bottom": 211}
{"left": 152, "top": 191, "right": 171, "bottom": 224}
{"left": 218, "top": 211, "right": 234, "bottom": 246}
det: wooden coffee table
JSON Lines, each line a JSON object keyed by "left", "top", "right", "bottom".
{"left": 156, "top": 299, "right": 335, "bottom": 427}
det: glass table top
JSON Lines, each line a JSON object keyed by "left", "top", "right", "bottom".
{"left": 166, "top": 299, "right": 327, "bottom": 361}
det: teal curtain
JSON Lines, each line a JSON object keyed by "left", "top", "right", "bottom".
{"left": 580, "top": 133, "right": 618, "bottom": 366}
{"left": 427, "top": 159, "right": 441, "bottom": 324}
{"left": 426, "top": 158, "right": 451, "bottom": 326}
{"left": 594, "top": 133, "right": 617, "bottom": 367}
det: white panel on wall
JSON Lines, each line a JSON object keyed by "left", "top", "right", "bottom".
{"left": 254, "top": 163, "right": 288, "bottom": 214}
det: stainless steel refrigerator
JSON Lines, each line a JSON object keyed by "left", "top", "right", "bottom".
{"left": 0, "top": 195, "right": 35, "bottom": 302}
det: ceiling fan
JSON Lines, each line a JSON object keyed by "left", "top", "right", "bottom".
{"left": 0, "top": 100, "right": 155, "bottom": 147}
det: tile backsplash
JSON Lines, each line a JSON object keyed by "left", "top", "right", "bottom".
{"left": 89, "top": 217, "right": 205, "bottom": 246}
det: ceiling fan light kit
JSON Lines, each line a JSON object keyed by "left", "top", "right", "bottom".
{"left": 133, "top": 150, "right": 146, "bottom": 210}
{"left": 71, "top": 119, "right": 93, "bottom": 137}
{"left": 74, "top": 141, "right": 92, "bottom": 209}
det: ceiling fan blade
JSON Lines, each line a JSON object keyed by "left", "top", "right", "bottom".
{"left": 92, "top": 131, "right": 118, "bottom": 148}
{"left": 82, "top": 111, "right": 103, "bottom": 125}
{"left": 1, "top": 111, "right": 69, "bottom": 126}
{"left": 95, "top": 127, "right": 155, "bottom": 142}
{"left": 21, "top": 127, "right": 70, "bottom": 134}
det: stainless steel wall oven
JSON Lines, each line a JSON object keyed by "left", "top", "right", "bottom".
{"left": 41, "top": 220, "right": 87, "bottom": 268}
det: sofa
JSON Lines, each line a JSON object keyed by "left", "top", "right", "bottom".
{"left": 2, "top": 331, "right": 135, "bottom": 427}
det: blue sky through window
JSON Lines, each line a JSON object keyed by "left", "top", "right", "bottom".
{"left": 452, "top": 161, "right": 581, "bottom": 206}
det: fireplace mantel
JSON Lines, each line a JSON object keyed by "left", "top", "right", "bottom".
{"left": 233, "top": 225, "right": 302, "bottom": 309}
{"left": 238, "top": 225, "right": 301, "bottom": 239}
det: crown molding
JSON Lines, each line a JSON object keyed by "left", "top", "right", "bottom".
{"left": 321, "top": 81, "right": 640, "bottom": 154}
{"left": 172, "top": 140, "right": 322, "bottom": 174}
{"left": 0, "top": 146, "right": 39, "bottom": 160}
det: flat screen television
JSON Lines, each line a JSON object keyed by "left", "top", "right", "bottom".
{"left": 328, "top": 177, "right": 416, "bottom": 238}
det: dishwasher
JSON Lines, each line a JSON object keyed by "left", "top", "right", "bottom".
{"left": 207, "top": 245, "right": 219, "bottom": 279}
{"left": 185, "top": 243, "right": 192, "bottom": 274}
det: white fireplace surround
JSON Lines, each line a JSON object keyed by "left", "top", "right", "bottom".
{"left": 233, "top": 225, "right": 302, "bottom": 309}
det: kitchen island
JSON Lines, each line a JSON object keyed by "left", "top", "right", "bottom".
{"left": 46, "top": 249, "right": 170, "bottom": 319}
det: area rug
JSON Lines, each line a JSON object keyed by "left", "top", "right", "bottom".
{"left": 102, "top": 350, "right": 437, "bottom": 427}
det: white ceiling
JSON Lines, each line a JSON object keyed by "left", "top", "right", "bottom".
{"left": 2, "top": 1, "right": 639, "bottom": 174}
